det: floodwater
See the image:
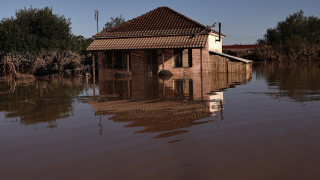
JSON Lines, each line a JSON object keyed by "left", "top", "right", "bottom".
{"left": 1, "top": 63, "right": 320, "bottom": 180}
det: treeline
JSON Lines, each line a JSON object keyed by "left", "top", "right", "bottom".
{"left": 255, "top": 11, "right": 320, "bottom": 62}
{"left": 0, "top": 7, "right": 93, "bottom": 76}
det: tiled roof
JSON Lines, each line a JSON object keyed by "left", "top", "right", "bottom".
{"left": 87, "top": 35, "right": 208, "bottom": 50}
{"left": 94, "top": 6, "right": 220, "bottom": 38}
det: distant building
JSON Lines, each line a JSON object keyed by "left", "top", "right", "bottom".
{"left": 87, "top": 6, "right": 251, "bottom": 78}
{"left": 223, "top": 44, "right": 264, "bottom": 52}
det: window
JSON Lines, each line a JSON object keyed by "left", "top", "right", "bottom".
{"left": 188, "top": 49, "right": 192, "bottom": 67}
{"left": 104, "top": 51, "right": 112, "bottom": 68}
{"left": 174, "top": 49, "right": 183, "bottom": 67}
{"left": 112, "top": 51, "right": 131, "bottom": 69}
{"left": 114, "top": 51, "right": 123, "bottom": 68}
{"left": 173, "top": 49, "right": 192, "bottom": 67}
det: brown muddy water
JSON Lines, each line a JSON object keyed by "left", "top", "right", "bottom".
{"left": 1, "top": 63, "right": 320, "bottom": 180}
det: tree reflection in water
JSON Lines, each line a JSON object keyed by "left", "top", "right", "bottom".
{"left": 0, "top": 76, "right": 84, "bottom": 129}
{"left": 254, "top": 63, "right": 320, "bottom": 102}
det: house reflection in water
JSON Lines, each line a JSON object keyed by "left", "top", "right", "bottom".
{"left": 90, "top": 72, "right": 251, "bottom": 140}
{"left": 208, "top": 91, "right": 224, "bottom": 117}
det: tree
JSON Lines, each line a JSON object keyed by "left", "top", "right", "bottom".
{"left": 103, "top": 15, "right": 125, "bottom": 30}
{"left": 0, "top": 7, "right": 72, "bottom": 54}
{"left": 258, "top": 10, "right": 320, "bottom": 61}
{"left": 0, "top": 7, "right": 94, "bottom": 75}
{"left": 70, "top": 35, "right": 93, "bottom": 55}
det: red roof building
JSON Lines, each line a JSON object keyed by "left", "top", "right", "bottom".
{"left": 223, "top": 44, "right": 264, "bottom": 51}
{"left": 87, "top": 7, "right": 251, "bottom": 78}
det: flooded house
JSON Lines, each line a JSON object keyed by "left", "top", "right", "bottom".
{"left": 87, "top": 6, "right": 252, "bottom": 79}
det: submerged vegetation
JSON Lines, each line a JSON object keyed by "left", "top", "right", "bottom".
{"left": 0, "top": 7, "right": 93, "bottom": 76}
{"left": 256, "top": 11, "right": 320, "bottom": 62}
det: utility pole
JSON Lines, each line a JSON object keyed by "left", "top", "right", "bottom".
{"left": 95, "top": 10, "right": 99, "bottom": 34}
{"left": 93, "top": 10, "right": 99, "bottom": 96}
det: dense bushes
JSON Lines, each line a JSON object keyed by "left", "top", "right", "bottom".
{"left": 1, "top": 51, "right": 91, "bottom": 76}
{"left": 0, "top": 7, "right": 93, "bottom": 76}
{"left": 256, "top": 11, "right": 320, "bottom": 62}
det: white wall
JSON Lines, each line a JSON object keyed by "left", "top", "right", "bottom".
{"left": 208, "top": 32, "right": 223, "bottom": 53}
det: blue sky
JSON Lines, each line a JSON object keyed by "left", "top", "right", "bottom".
{"left": 0, "top": 0, "right": 319, "bottom": 45}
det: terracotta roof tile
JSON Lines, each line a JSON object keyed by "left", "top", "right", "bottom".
{"left": 94, "top": 6, "right": 219, "bottom": 38}
{"left": 87, "top": 35, "right": 208, "bottom": 51}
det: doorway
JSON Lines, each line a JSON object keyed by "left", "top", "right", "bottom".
{"left": 146, "top": 50, "right": 158, "bottom": 75}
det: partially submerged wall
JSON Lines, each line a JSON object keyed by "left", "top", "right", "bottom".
{"left": 97, "top": 46, "right": 209, "bottom": 78}
{"left": 209, "top": 54, "right": 252, "bottom": 74}
{"left": 159, "top": 47, "right": 208, "bottom": 77}
{"left": 97, "top": 44, "right": 251, "bottom": 79}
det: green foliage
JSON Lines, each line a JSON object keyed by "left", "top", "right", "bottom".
{"left": 258, "top": 10, "right": 320, "bottom": 61}
{"left": 0, "top": 7, "right": 72, "bottom": 54}
{"left": 0, "top": 6, "right": 93, "bottom": 76}
{"left": 104, "top": 15, "right": 125, "bottom": 30}
{"left": 70, "top": 35, "right": 93, "bottom": 55}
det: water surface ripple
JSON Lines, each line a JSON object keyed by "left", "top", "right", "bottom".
{"left": 1, "top": 63, "right": 320, "bottom": 180}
